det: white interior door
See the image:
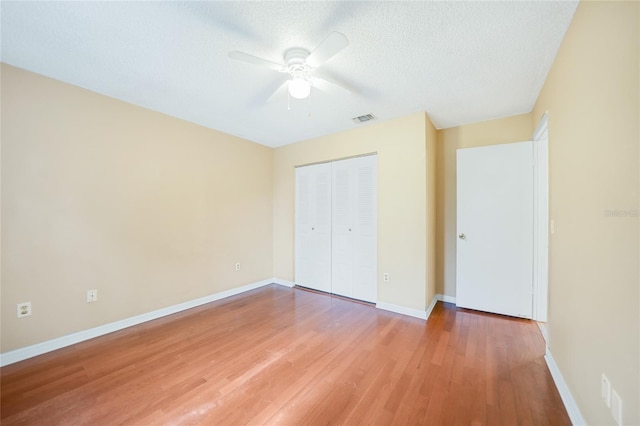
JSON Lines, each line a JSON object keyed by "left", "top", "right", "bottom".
{"left": 295, "top": 163, "right": 332, "bottom": 293}
{"left": 456, "top": 142, "right": 533, "bottom": 318}
{"left": 331, "top": 155, "right": 377, "bottom": 302}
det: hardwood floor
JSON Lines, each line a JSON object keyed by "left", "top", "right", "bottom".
{"left": 1, "top": 285, "right": 570, "bottom": 425}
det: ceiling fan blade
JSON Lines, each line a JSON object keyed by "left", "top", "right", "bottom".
{"left": 266, "top": 80, "right": 290, "bottom": 103}
{"left": 228, "top": 51, "right": 286, "bottom": 72}
{"left": 312, "top": 76, "right": 355, "bottom": 96}
{"left": 305, "top": 31, "right": 349, "bottom": 69}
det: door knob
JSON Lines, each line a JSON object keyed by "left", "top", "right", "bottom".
{"left": 458, "top": 233, "right": 466, "bottom": 240}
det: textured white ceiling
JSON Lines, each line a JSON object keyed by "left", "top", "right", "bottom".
{"left": 1, "top": 1, "right": 578, "bottom": 148}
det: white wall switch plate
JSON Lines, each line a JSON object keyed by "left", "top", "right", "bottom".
{"left": 601, "top": 374, "right": 611, "bottom": 407}
{"left": 87, "top": 289, "right": 98, "bottom": 303}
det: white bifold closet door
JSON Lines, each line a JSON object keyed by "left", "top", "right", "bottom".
{"left": 294, "top": 155, "right": 377, "bottom": 303}
{"left": 331, "top": 155, "right": 377, "bottom": 302}
{"left": 295, "top": 162, "right": 332, "bottom": 293}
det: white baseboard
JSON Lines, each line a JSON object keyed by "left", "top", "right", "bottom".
{"left": 375, "top": 301, "right": 428, "bottom": 320}
{"left": 537, "top": 322, "right": 548, "bottom": 345}
{"left": 1, "top": 278, "right": 286, "bottom": 367}
{"left": 425, "top": 296, "right": 438, "bottom": 320}
{"left": 544, "top": 347, "right": 586, "bottom": 425}
{"left": 436, "top": 294, "right": 456, "bottom": 304}
{"left": 376, "top": 295, "right": 448, "bottom": 322}
{"left": 272, "top": 278, "right": 295, "bottom": 288}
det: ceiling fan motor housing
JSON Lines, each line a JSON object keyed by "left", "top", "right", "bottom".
{"left": 284, "top": 48, "right": 310, "bottom": 68}
{"left": 284, "top": 48, "right": 313, "bottom": 80}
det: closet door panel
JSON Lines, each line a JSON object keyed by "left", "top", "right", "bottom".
{"left": 352, "top": 156, "right": 377, "bottom": 302}
{"left": 295, "top": 163, "right": 332, "bottom": 293}
{"left": 331, "top": 161, "right": 355, "bottom": 298}
{"left": 313, "top": 166, "right": 332, "bottom": 292}
{"left": 295, "top": 169, "right": 313, "bottom": 287}
{"left": 331, "top": 155, "right": 377, "bottom": 302}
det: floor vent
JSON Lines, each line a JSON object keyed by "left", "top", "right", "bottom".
{"left": 352, "top": 114, "right": 376, "bottom": 124}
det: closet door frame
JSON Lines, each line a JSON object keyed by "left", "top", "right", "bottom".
{"left": 294, "top": 153, "right": 378, "bottom": 303}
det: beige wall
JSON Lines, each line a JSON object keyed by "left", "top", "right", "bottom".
{"left": 273, "top": 112, "right": 436, "bottom": 311}
{"left": 1, "top": 64, "right": 274, "bottom": 352}
{"left": 435, "top": 113, "right": 533, "bottom": 296}
{"left": 532, "top": 1, "right": 639, "bottom": 424}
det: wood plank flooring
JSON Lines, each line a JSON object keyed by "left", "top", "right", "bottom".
{"left": 1, "top": 285, "right": 570, "bottom": 425}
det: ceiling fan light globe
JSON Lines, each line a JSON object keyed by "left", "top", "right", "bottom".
{"left": 288, "top": 78, "right": 311, "bottom": 99}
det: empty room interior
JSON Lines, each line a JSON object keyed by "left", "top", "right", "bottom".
{"left": 1, "top": 1, "right": 638, "bottom": 425}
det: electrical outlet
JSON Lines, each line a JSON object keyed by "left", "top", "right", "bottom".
{"left": 601, "top": 374, "right": 611, "bottom": 407}
{"left": 17, "top": 302, "right": 32, "bottom": 318}
{"left": 383, "top": 273, "right": 390, "bottom": 282}
{"left": 86, "top": 289, "right": 98, "bottom": 303}
{"left": 235, "top": 262, "right": 241, "bottom": 271}
{"left": 611, "top": 389, "right": 622, "bottom": 426}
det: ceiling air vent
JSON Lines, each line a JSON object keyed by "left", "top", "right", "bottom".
{"left": 352, "top": 114, "right": 376, "bottom": 124}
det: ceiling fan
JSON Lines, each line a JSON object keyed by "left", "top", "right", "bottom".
{"left": 228, "top": 31, "right": 354, "bottom": 102}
